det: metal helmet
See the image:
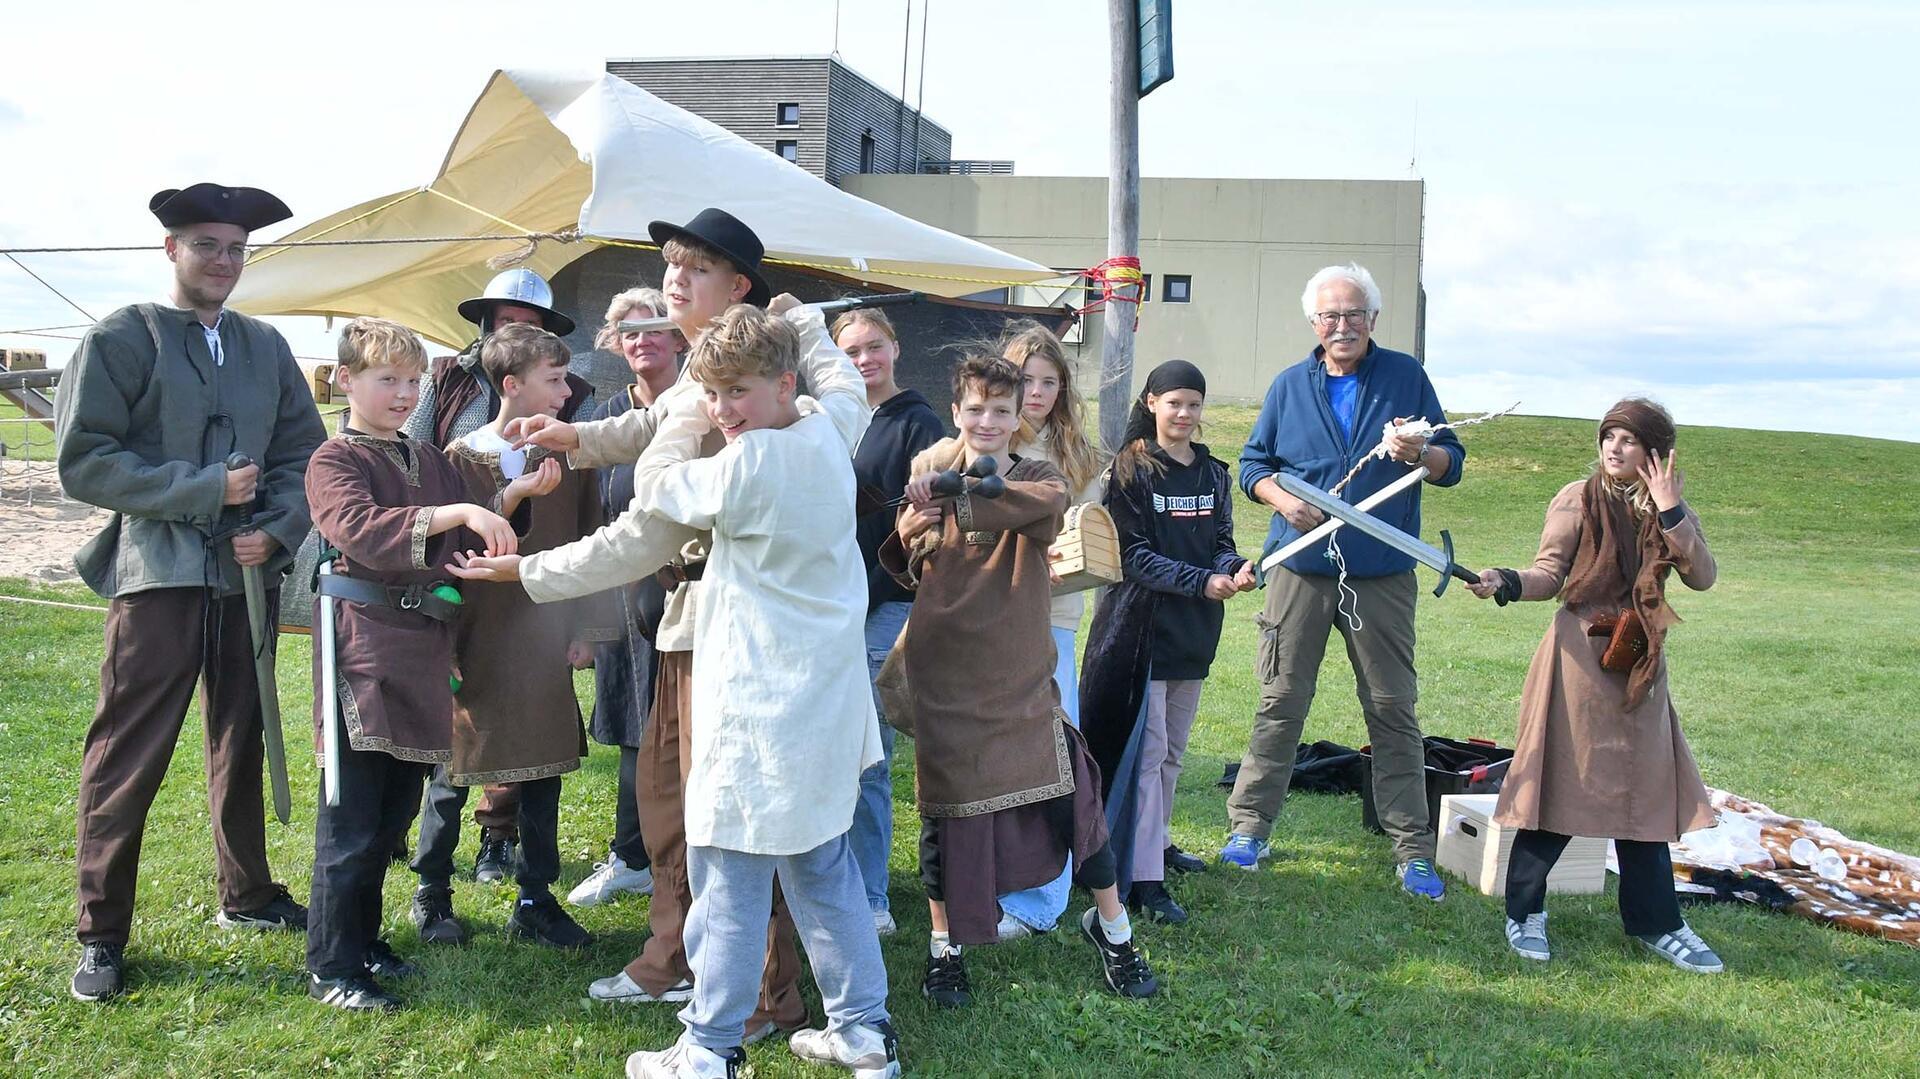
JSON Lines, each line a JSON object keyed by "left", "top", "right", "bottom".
{"left": 456, "top": 268, "right": 575, "bottom": 337}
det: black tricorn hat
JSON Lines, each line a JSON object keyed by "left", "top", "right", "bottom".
{"left": 648, "top": 208, "right": 771, "bottom": 308}
{"left": 149, "top": 183, "right": 292, "bottom": 232}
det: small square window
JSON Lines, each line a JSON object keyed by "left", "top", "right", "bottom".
{"left": 776, "top": 140, "right": 799, "bottom": 163}
{"left": 1139, "top": 273, "right": 1152, "bottom": 303}
{"left": 776, "top": 102, "right": 801, "bottom": 126}
{"left": 1164, "top": 274, "right": 1192, "bottom": 303}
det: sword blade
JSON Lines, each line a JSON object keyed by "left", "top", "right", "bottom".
{"left": 1261, "top": 465, "right": 1427, "bottom": 573}
{"left": 241, "top": 564, "right": 292, "bottom": 824}
{"left": 1273, "top": 473, "right": 1456, "bottom": 575}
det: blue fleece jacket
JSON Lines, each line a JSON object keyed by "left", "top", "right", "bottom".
{"left": 1238, "top": 343, "right": 1464, "bottom": 578}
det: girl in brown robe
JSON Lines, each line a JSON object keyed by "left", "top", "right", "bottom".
{"left": 879, "top": 355, "right": 1158, "bottom": 1008}
{"left": 1469, "top": 398, "right": 1724, "bottom": 974}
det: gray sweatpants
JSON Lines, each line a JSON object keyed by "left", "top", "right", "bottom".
{"left": 1226, "top": 569, "right": 1435, "bottom": 863}
{"left": 680, "top": 834, "right": 890, "bottom": 1051}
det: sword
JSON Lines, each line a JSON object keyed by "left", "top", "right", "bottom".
{"left": 316, "top": 557, "right": 343, "bottom": 807}
{"left": 1272, "top": 472, "right": 1482, "bottom": 598}
{"left": 616, "top": 291, "right": 925, "bottom": 334}
{"left": 1260, "top": 465, "right": 1427, "bottom": 576}
{"left": 225, "top": 454, "right": 292, "bottom": 824}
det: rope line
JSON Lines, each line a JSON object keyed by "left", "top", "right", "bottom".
{"left": 1327, "top": 402, "right": 1523, "bottom": 497}
{"left": 4, "top": 254, "right": 96, "bottom": 322}
{"left": 0, "top": 594, "right": 108, "bottom": 615}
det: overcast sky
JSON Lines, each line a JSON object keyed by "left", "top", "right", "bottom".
{"left": 3, "top": 0, "right": 1915, "bottom": 440}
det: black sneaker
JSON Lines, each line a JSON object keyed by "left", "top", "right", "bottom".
{"left": 474, "top": 831, "right": 516, "bottom": 884}
{"left": 1127, "top": 880, "right": 1190, "bottom": 926}
{"left": 1164, "top": 844, "right": 1208, "bottom": 875}
{"left": 216, "top": 886, "right": 308, "bottom": 931}
{"left": 70, "top": 941, "right": 125, "bottom": 1002}
{"left": 506, "top": 893, "right": 593, "bottom": 949}
{"left": 1080, "top": 908, "right": 1159, "bottom": 998}
{"left": 309, "top": 972, "right": 401, "bottom": 1011}
{"left": 410, "top": 884, "right": 469, "bottom": 946}
{"left": 921, "top": 947, "right": 971, "bottom": 1008}
{"left": 363, "top": 938, "right": 417, "bottom": 979}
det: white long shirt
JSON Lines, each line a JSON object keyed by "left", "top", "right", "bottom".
{"left": 630, "top": 330, "right": 882, "bottom": 855}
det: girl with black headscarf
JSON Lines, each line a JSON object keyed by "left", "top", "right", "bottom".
{"left": 1079, "top": 360, "right": 1255, "bottom": 925}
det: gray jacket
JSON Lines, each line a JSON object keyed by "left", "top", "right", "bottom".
{"left": 54, "top": 303, "right": 327, "bottom": 598}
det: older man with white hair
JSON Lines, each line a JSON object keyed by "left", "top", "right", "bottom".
{"left": 1220, "top": 263, "right": 1465, "bottom": 901}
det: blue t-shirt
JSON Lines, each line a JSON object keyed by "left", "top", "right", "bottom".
{"left": 1325, "top": 372, "right": 1359, "bottom": 441}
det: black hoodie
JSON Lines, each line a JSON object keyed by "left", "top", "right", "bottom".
{"left": 852, "top": 388, "right": 947, "bottom": 610}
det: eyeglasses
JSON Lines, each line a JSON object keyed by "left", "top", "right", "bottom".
{"left": 1311, "top": 309, "right": 1373, "bottom": 329}
{"left": 185, "top": 239, "right": 250, "bottom": 263}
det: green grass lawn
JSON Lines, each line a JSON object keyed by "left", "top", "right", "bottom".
{"left": 4, "top": 409, "right": 1919, "bottom": 1077}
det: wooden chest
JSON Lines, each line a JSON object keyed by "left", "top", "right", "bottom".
{"left": 1050, "top": 503, "right": 1122, "bottom": 595}
{"left": 1436, "top": 794, "right": 1607, "bottom": 896}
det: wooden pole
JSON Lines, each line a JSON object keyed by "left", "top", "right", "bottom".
{"left": 1099, "top": 0, "right": 1141, "bottom": 453}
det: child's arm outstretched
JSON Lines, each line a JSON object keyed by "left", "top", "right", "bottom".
{"left": 307, "top": 443, "right": 516, "bottom": 572}
{"left": 771, "top": 296, "right": 870, "bottom": 453}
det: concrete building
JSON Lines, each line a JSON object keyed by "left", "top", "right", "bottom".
{"left": 608, "top": 56, "right": 966, "bottom": 186}
{"left": 842, "top": 175, "right": 1426, "bottom": 402}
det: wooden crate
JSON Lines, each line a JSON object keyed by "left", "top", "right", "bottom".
{"left": 1050, "top": 503, "right": 1121, "bottom": 595}
{"left": 1436, "top": 794, "right": 1607, "bottom": 896}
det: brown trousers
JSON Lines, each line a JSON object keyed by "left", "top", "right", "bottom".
{"left": 1227, "top": 570, "right": 1435, "bottom": 863}
{"left": 474, "top": 783, "right": 520, "bottom": 838}
{"left": 625, "top": 650, "right": 805, "bottom": 1028}
{"left": 75, "top": 588, "right": 284, "bottom": 944}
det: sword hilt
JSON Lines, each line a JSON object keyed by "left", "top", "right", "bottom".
{"left": 1432, "top": 530, "right": 1482, "bottom": 598}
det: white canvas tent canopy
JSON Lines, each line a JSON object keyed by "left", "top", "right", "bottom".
{"left": 231, "top": 68, "right": 1063, "bottom": 347}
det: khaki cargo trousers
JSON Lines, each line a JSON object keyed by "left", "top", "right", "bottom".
{"left": 1226, "top": 569, "right": 1435, "bottom": 863}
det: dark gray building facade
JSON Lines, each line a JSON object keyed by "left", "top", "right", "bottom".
{"left": 607, "top": 55, "right": 954, "bottom": 186}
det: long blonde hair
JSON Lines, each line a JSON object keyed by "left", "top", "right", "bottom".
{"left": 998, "top": 319, "right": 1103, "bottom": 492}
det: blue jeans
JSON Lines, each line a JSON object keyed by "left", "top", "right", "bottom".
{"left": 997, "top": 625, "right": 1080, "bottom": 932}
{"left": 680, "top": 836, "right": 891, "bottom": 1050}
{"left": 851, "top": 601, "right": 909, "bottom": 913}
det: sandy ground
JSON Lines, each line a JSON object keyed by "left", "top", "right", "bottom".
{"left": 0, "top": 460, "right": 110, "bottom": 583}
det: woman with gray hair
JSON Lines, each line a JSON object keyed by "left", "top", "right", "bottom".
{"left": 568, "top": 287, "right": 684, "bottom": 909}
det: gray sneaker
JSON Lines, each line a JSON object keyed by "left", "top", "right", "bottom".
{"left": 1635, "top": 922, "right": 1724, "bottom": 974}
{"left": 1505, "top": 913, "right": 1550, "bottom": 961}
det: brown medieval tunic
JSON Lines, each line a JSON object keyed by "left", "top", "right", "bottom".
{"left": 1493, "top": 480, "right": 1718, "bottom": 843}
{"left": 445, "top": 441, "right": 618, "bottom": 785}
{"left": 306, "top": 431, "right": 476, "bottom": 763}
{"left": 880, "top": 450, "right": 1111, "bottom": 943}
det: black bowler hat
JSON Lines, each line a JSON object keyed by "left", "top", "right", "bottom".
{"left": 149, "top": 183, "right": 292, "bottom": 232}
{"left": 648, "top": 208, "right": 771, "bottom": 308}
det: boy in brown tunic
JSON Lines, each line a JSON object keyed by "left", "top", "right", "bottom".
{"left": 880, "top": 355, "right": 1159, "bottom": 1008}
{"left": 304, "top": 318, "right": 518, "bottom": 1010}
{"left": 424, "top": 323, "right": 617, "bottom": 949}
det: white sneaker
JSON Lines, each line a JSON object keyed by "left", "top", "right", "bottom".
{"left": 1505, "top": 912, "right": 1550, "bottom": 961}
{"left": 872, "top": 908, "right": 897, "bottom": 935}
{"left": 789, "top": 1020, "right": 902, "bottom": 1079}
{"left": 589, "top": 970, "right": 695, "bottom": 1003}
{"left": 996, "top": 911, "right": 1043, "bottom": 942}
{"left": 568, "top": 854, "right": 654, "bottom": 907}
{"left": 625, "top": 1039, "right": 742, "bottom": 1079}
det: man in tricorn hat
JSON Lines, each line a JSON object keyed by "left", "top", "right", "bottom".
{"left": 400, "top": 267, "right": 597, "bottom": 936}
{"left": 55, "top": 183, "right": 328, "bottom": 1002}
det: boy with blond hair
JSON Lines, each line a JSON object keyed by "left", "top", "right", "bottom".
{"left": 618, "top": 304, "right": 897, "bottom": 1078}
{"left": 302, "top": 317, "right": 519, "bottom": 1010}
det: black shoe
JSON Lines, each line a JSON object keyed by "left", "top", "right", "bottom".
{"left": 506, "top": 893, "right": 593, "bottom": 949}
{"left": 1128, "top": 880, "right": 1190, "bottom": 926}
{"left": 921, "top": 947, "right": 971, "bottom": 1008}
{"left": 1080, "top": 908, "right": 1160, "bottom": 998}
{"left": 216, "top": 886, "right": 308, "bottom": 932}
{"left": 70, "top": 942, "right": 125, "bottom": 1002}
{"left": 474, "top": 831, "right": 516, "bottom": 884}
{"left": 1164, "top": 844, "right": 1208, "bottom": 875}
{"left": 410, "top": 884, "right": 469, "bottom": 946}
{"left": 309, "top": 972, "right": 401, "bottom": 1011}
{"left": 363, "top": 938, "right": 416, "bottom": 979}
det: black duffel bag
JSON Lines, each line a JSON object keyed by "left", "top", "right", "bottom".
{"left": 1359, "top": 735, "right": 1514, "bottom": 835}
{"left": 1217, "top": 740, "right": 1367, "bottom": 795}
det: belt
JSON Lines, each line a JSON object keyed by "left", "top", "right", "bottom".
{"left": 317, "top": 574, "right": 460, "bottom": 623}
{"left": 654, "top": 559, "right": 707, "bottom": 591}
